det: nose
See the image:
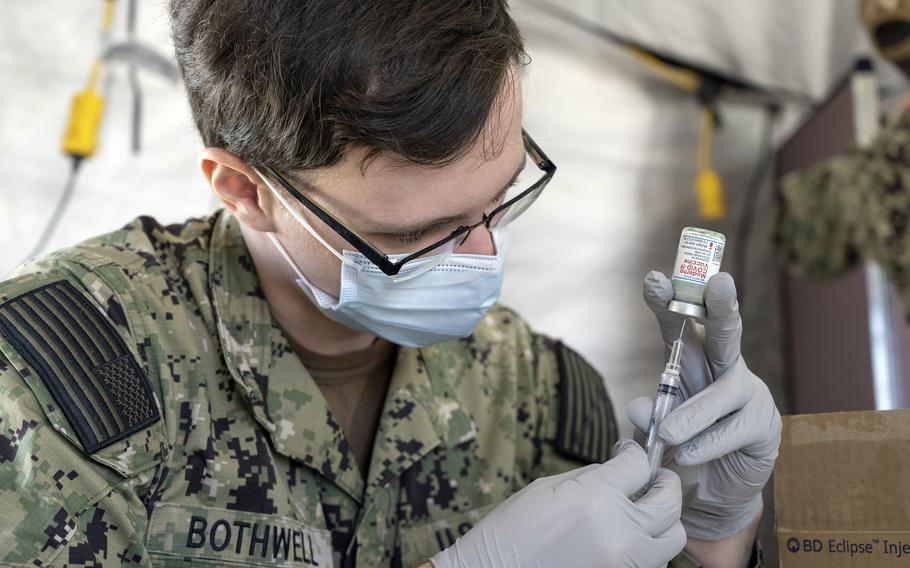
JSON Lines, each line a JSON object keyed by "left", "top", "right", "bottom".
{"left": 454, "top": 225, "right": 496, "bottom": 256}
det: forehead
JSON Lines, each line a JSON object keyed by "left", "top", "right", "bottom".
{"left": 289, "top": 79, "right": 525, "bottom": 228}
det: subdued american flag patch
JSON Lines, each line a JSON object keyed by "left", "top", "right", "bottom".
{"left": 0, "top": 280, "right": 159, "bottom": 453}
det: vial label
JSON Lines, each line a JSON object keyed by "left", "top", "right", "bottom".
{"left": 672, "top": 231, "right": 724, "bottom": 286}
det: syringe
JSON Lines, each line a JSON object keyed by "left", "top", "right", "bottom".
{"left": 644, "top": 319, "right": 686, "bottom": 488}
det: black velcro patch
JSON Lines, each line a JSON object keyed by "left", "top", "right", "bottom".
{"left": 554, "top": 341, "right": 617, "bottom": 464}
{"left": 0, "top": 280, "right": 159, "bottom": 453}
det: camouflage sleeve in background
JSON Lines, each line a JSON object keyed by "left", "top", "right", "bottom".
{"left": 778, "top": 113, "right": 910, "bottom": 318}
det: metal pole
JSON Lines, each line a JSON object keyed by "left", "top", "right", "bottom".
{"left": 852, "top": 58, "right": 903, "bottom": 410}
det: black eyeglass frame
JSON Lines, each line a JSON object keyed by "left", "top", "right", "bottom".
{"left": 262, "top": 129, "right": 556, "bottom": 277}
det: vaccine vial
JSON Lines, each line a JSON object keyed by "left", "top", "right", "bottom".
{"left": 669, "top": 227, "right": 726, "bottom": 318}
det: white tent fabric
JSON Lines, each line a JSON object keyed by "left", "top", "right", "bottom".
{"left": 554, "top": 0, "right": 859, "bottom": 99}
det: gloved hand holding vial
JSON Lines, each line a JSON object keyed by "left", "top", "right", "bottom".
{"left": 630, "top": 227, "right": 782, "bottom": 540}
{"left": 643, "top": 228, "right": 724, "bottom": 488}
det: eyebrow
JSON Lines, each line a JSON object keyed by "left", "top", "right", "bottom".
{"left": 388, "top": 154, "right": 529, "bottom": 235}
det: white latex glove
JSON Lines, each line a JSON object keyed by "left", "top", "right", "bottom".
{"left": 431, "top": 439, "right": 686, "bottom": 568}
{"left": 627, "top": 271, "right": 781, "bottom": 540}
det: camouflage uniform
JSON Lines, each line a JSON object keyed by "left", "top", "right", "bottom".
{"left": 778, "top": 113, "right": 910, "bottom": 319}
{"left": 0, "top": 210, "right": 757, "bottom": 567}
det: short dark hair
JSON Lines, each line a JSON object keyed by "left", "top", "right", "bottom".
{"left": 169, "top": 1, "right": 528, "bottom": 174}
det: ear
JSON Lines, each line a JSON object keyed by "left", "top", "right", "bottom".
{"left": 199, "top": 148, "right": 276, "bottom": 232}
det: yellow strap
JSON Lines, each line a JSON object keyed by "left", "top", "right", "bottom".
{"left": 698, "top": 106, "right": 713, "bottom": 170}
{"left": 87, "top": 0, "right": 116, "bottom": 91}
{"left": 101, "top": 0, "right": 115, "bottom": 31}
{"left": 626, "top": 48, "right": 700, "bottom": 93}
{"left": 85, "top": 60, "right": 103, "bottom": 92}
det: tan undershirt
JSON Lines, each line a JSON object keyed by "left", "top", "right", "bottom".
{"left": 295, "top": 339, "right": 398, "bottom": 476}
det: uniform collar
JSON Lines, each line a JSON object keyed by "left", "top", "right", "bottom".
{"left": 208, "top": 212, "right": 476, "bottom": 503}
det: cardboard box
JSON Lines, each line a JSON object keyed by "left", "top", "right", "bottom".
{"left": 775, "top": 409, "right": 910, "bottom": 567}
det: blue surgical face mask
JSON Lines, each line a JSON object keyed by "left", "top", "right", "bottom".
{"left": 258, "top": 170, "right": 507, "bottom": 347}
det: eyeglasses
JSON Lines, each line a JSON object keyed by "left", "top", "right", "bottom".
{"left": 260, "top": 129, "right": 556, "bottom": 280}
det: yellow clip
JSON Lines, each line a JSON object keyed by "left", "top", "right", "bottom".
{"left": 60, "top": 0, "right": 113, "bottom": 160}
{"left": 61, "top": 89, "right": 104, "bottom": 159}
{"left": 696, "top": 168, "right": 725, "bottom": 220}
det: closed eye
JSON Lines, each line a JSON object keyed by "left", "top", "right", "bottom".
{"left": 394, "top": 229, "right": 428, "bottom": 246}
{"left": 388, "top": 220, "right": 452, "bottom": 247}
{"left": 489, "top": 182, "right": 515, "bottom": 208}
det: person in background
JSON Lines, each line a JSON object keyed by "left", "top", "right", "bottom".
{"left": 779, "top": 0, "right": 910, "bottom": 320}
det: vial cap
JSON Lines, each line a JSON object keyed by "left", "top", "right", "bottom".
{"left": 668, "top": 300, "right": 706, "bottom": 318}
